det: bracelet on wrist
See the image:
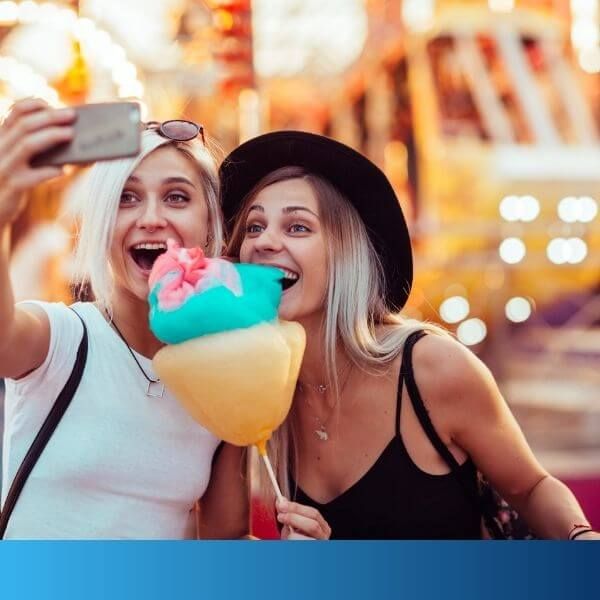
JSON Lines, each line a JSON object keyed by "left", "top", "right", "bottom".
{"left": 570, "top": 528, "right": 595, "bottom": 540}
{"left": 568, "top": 524, "right": 591, "bottom": 539}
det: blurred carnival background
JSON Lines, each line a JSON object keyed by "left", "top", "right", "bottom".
{"left": 0, "top": 0, "right": 598, "bottom": 534}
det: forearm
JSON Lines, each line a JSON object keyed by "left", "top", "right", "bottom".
{"left": 197, "top": 445, "right": 251, "bottom": 539}
{"left": 0, "top": 223, "right": 51, "bottom": 378}
{"left": 197, "top": 498, "right": 249, "bottom": 539}
{"left": 514, "top": 475, "right": 591, "bottom": 539}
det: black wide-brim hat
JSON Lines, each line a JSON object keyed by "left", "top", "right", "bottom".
{"left": 219, "top": 131, "right": 413, "bottom": 311}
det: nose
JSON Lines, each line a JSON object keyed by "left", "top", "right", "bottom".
{"left": 253, "top": 227, "right": 283, "bottom": 254}
{"left": 136, "top": 199, "right": 167, "bottom": 232}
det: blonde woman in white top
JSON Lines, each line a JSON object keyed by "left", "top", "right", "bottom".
{"left": 0, "top": 98, "right": 248, "bottom": 539}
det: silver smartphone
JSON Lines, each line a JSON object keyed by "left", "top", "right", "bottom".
{"left": 31, "top": 102, "right": 141, "bottom": 167}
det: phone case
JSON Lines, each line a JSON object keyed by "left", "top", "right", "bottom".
{"left": 31, "top": 102, "right": 141, "bottom": 167}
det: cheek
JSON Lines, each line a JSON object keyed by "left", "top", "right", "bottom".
{"left": 309, "top": 265, "right": 328, "bottom": 304}
{"left": 109, "top": 224, "right": 126, "bottom": 266}
{"left": 239, "top": 238, "right": 252, "bottom": 261}
{"left": 301, "top": 242, "right": 328, "bottom": 302}
{"left": 311, "top": 239, "right": 328, "bottom": 281}
{"left": 184, "top": 202, "right": 210, "bottom": 243}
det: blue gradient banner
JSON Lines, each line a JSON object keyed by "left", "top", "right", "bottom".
{"left": 0, "top": 541, "right": 598, "bottom": 599}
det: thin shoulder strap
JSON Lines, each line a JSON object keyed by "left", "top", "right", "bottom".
{"left": 0, "top": 308, "right": 88, "bottom": 538}
{"left": 400, "top": 331, "right": 462, "bottom": 473}
{"left": 401, "top": 332, "right": 489, "bottom": 526}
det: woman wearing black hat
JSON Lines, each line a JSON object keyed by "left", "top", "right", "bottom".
{"left": 222, "top": 131, "right": 597, "bottom": 540}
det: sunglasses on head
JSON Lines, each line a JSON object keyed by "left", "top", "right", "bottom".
{"left": 144, "top": 119, "right": 205, "bottom": 145}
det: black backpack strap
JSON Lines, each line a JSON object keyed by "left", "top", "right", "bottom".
{"left": 0, "top": 308, "right": 88, "bottom": 538}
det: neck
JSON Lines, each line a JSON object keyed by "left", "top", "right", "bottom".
{"left": 296, "top": 312, "right": 349, "bottom": 389}
{"left": 104, "top": 288, "right": 163, "bottom": 358}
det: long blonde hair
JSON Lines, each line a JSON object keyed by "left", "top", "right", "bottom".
{"left": 73, "top": 129, "right": 223, "bottom": 312}
{"left": 228, "top": 166, "right": 448, "bottom": 501}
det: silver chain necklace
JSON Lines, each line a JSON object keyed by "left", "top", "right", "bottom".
{"left": 298, "top": 364, "right": 352, "bottom": 441}
{"left": 107, "top": 312, "right": 165, "bottom": 398}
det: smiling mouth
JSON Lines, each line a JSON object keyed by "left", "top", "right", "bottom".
{"left": 129, "top": 242, "right": 167, "bottom": 271}
{"left": 280, "top": 268, "right": 299, "bottom": 291}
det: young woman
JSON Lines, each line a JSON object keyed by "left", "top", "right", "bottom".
{"left": 221, "top": 130, "right": 598, "bottom": 540}
{"left": 0, "top": 98, "right": 248, "bottom": 539}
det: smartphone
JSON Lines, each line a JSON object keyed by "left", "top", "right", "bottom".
{"left": 31, "top": 102, "right": 141, "bottom": 167}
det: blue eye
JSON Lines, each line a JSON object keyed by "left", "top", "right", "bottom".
{"left": 120, "top": 192, "right": 138, "bottom": 205}
{"left": 246, "top": 223, "right": 264, "bottom": 234}
{"left": 289, "top": 223, "right": 310, "bottom": 233}
{"left": 166, "top": 193, "right": 189, "bottom": 204}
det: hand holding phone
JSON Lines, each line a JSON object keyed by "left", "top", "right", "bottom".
{"left": 31, "top": 102, "right": 141, "bottom": 167}
{"left": 0, "top": 98, "right": 74, "bottom": 226}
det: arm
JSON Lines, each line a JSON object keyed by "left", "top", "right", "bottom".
{"left": 413, "top": 335, "right": 597, "bottom": 540}
{"left": 0, "top": 99, "right": 74, "bottom": 378}
{"left": 196, "top": 443, "right": 250, "bottom": 539}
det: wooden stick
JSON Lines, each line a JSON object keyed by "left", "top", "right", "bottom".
{"left": 256, "top": 440, "right": 295, "bottom": 536}
{"left": 260, "top": 452, "right": 284, "bottom": 503}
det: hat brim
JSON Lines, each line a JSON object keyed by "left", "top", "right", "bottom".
{"left": 219, "top": 131, "right": 412, "bottom": 311}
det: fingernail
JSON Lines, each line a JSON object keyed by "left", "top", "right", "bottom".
{"left": 277, "top": 499, "right": 288, "bottom": 511}
{"left": 276, "top": 513, "right": 286, "bottom": 523}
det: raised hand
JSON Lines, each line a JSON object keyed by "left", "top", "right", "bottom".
{"left": 0, "top": 98, "right": 75, "bottom": 227}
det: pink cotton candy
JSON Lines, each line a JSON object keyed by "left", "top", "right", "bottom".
{"left": 150, "top": 239, "right": 242, "bottom": 311}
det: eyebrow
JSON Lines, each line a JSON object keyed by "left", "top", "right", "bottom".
{"left": 247, "top": 204, "right": 318, "bottom": 217}
{"left": 125, "top": 175, "right": 197, "bottom": 188}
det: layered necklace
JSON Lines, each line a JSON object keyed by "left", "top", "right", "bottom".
{"left": 106, "top": 312, "right": 165, "bottom": 398}
{"left": 298, "top": 364, "right": 352, "bottom": 442}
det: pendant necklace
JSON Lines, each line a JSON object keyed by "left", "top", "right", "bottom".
{"left": 106, "top": 312, "right": 165, "bottom": 398}
{"left": 298, "top": 364, "right": 352, "bottom": 442}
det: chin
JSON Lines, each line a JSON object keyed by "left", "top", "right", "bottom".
{"left": 116, "top": 277, "right": 150, "bottom": 305}
{"left": 277, "top": 299, "right": 298, "bottom": 322}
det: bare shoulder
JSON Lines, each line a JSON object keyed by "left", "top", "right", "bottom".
{"left": 409, "top": 333, "right": 501, "bottom": 423}
{"left": 411, "top": 333, "right": 491, "bottom": 383}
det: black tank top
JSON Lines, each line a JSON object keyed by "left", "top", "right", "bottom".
{"left": 290, "top": 331, "right": 481, "bottom": 539}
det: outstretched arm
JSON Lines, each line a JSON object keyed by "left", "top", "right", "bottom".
{"left": 412, "top": 335, "right": 598, "bottom": 540}
{"left": 0, "top": 99, "right": 75, "bottom": 379}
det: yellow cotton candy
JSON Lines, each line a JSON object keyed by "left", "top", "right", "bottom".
{"left": 153, "top": 321, "right": 305, "bottom": 447}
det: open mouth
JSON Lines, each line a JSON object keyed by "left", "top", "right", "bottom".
{"left": 280, "top": 268, "right": 299, "bottom": 291}
{"left": 129, "top": 242, "right": 167, "bottom": 272}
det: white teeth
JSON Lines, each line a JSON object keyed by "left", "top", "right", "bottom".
{"left": 281, "top": 269, "right": 299, "bottom": 280}
{"left": 132, "top": 242, "right": 167, "bottom": 251}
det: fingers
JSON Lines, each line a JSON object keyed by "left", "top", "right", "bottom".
{"left": 16, "top": 125, "right": 74, "bottom": 165}
{"left": 280, "top": 525, "right": 314, "bottom": 541}
{"left": 0, "top": 108, "right": 75, "bottom": 161}
{"left": 0, "top": 99, "right": 75, "bottom": 160}
{"left": 1, "top": 98, "right": 49, "bottom": 127}
{"left": 276, "top": 499, "right": 331, "bottom": 540}
{"left": 10, "top": 166, "right": 65, "bottom": 191}
{"left": 0, "top": 100, "right": 72, "bottom": 226}
{"left": 8, "top": 106, "right": 75, "bottom": 139}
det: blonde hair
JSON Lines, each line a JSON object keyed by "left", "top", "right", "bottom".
{"left": 227, "top": 167, "right": 449, "bottom": 502}
{"left": 73, "top": 129, "right": 223, "bottom": 312}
